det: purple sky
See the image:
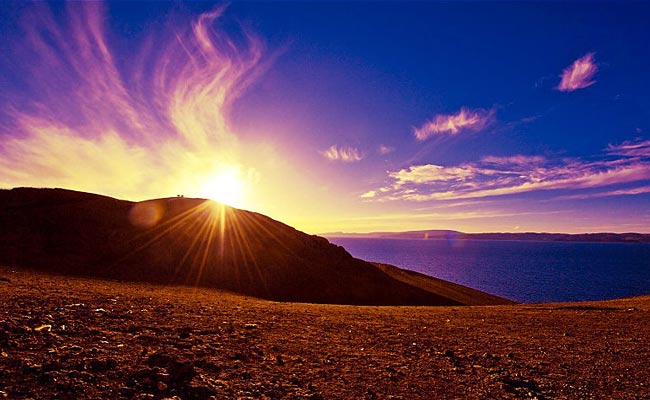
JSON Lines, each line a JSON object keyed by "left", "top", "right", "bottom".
{"left": 0, "top": 2, "right": 649, "bottom": 233}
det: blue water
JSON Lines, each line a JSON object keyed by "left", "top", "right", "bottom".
{"left": 328, "top": 237, "right": 650, "bottom": 303}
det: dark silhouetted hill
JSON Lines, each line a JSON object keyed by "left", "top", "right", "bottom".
{"left": 0, "top": 188, "right": 511, "bottom": 305}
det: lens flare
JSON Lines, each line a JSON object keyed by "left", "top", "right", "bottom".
{"left": 129, "top": 200, "right": 165, "bottom": 228}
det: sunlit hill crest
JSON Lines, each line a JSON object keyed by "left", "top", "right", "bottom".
{"left": 1, "top": 188, "right": 512, "bottom": 305}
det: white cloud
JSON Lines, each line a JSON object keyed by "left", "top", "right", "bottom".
{"left": 389, "top": 164, "right": 477, "bottom": 186}
{"left": 320, "top": 145, "right": 363, "bottom": 162}
{"left": 362, "top": 141, "right": 650, "bottom": 202}
{"left": 413, "top": 107, "right": 494, "bottom": 140}
{"left": 557, "top": 53, "right": 598, "bottom": 92}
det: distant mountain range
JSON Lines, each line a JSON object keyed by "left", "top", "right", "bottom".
{"left": 324, "top": 230, "right": 650, "bottom": 243}
{"left": 0, "top": 188, "right": 511, "bottom": 306}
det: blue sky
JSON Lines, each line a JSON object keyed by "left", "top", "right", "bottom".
{"left": 231, "top": 1, "right": 649, "bottom": 153}
{"left": 0, "top": 1, "right": 649, "bottom": 233}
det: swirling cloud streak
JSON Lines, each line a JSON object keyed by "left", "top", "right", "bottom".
{"left": 0, "top": 3, "right": 266, "bottom": 201}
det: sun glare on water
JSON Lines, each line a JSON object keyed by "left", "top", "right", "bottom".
{"left": 199, "top": 170, "right": 244, "bottom": 208}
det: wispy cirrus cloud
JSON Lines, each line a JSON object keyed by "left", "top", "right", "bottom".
{"left": 320, "top": 145, "right": 363, "bottom": 162}
{"left": 363, "top": 139, "right": 650, "bottom": 202}
{"left": 556, "top": 186, "right": 650, "bottom": 201}
{"left": 0, "top": 3, "right": 268, "bottom": 200}
{"left": 557, "top": 53, "right": 598, "bottom": 92}
{"left": 606, "top": 140, "right": 650, "bottom": 157}
{"left": 481, "top": 155, "right": 546, "bottom": 166}
{"left": 413, "top": 107, "right": 494, "bottom": 140}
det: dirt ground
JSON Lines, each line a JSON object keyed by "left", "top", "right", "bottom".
{"left": 1, "top": 266, "right": 649, "bottom": 399}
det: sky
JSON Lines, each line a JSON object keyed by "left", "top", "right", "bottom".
{"left": 0, "top": 1, "right": 649, "bottom": 234}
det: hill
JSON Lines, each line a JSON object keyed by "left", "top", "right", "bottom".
{"left": 325, "top": 229, "right": 650, "bottom": 243}
{"left": 324, "top": 230, "right": 461, "bottom": 239}
{"left": 0, "top": 188, "right": 510, "bottom": 306}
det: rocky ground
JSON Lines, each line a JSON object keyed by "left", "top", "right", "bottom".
{"left": 1, "top": 266, "right": 649, "bottom": 399}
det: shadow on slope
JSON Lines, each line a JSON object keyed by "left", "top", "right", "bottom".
{"left": 373, "top": 263, "right": 514, "bottom": 306}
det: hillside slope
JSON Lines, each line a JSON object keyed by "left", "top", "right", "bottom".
{"left": 0, "top": 188, "right": 510, "bottom": 305}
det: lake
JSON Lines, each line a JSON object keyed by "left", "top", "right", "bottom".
{"left": 327, "top": 237, "right": 650, "bottom": 303}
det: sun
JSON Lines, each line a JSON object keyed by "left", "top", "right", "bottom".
{"left": 199, "top": 170, "right": 244, "bottom": 208}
